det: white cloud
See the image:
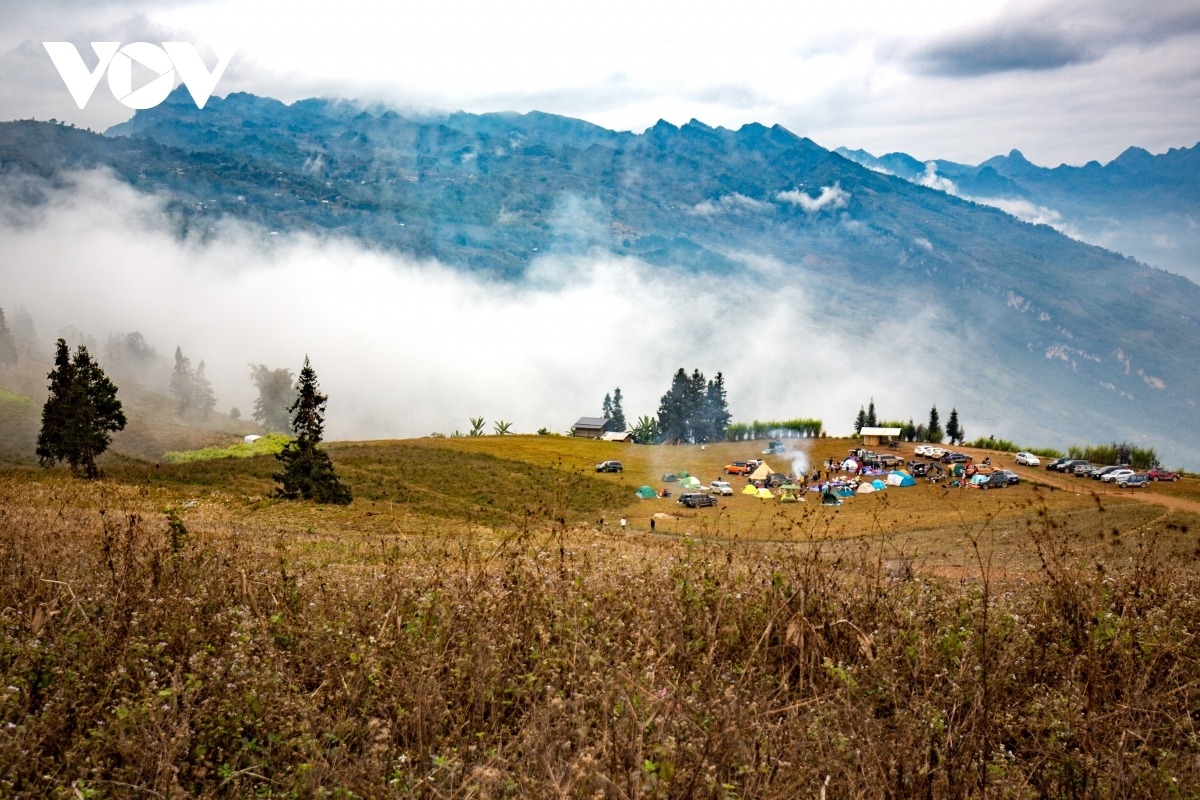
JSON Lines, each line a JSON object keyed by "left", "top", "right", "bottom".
{"left": 691, "top": 192, "right": 771, "bottom": 216}
{"left": 775, "top": 183, "right": 850, "bottom": 213}
{"left": 917, "top": 161, "right": 958, "bottom": 193}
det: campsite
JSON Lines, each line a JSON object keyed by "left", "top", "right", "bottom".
{"left": 3, "top": 430, "right": 1200, "bottom": 797}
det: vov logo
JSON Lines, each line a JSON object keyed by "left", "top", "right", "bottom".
{"left": 43, "top": 42, "right": 234, "bottom": 110}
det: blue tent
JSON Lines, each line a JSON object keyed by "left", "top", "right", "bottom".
{"left": 871, "top": 479, "right": 888, "bottom": 490}
{"left": 887, "top": 471, "right": 916, "bottom": 487}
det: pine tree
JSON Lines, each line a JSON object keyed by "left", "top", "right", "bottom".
{"left": 602, "top": 392, "right": 613, "bottom": 420}
{"left": 610, "top": 387, "right": 627, "bottom": 432}
{"left": 273, "top": 357, "right": 351, "bottom": 505}
{"left": 36, "top": 339, "right": 126, "bottom": 479}
{"left": 0, "top": 308, "right": 18, "bottom": 368}
{"left": 902, "top": 418, "right": 917, "bottom": 442}
{"left": 170, "top": 346, "right": 194, "bottom": 413}
{"left": 193, "top": 359, "right": 217, "bottom": 418}
{"left": 866, "top": 398, "right": 877, "bottom": 428}
{"left": 854, "top": 407, "right": 867, "bottom": 435}
{"left": 926, "top": 406, "right": 943, "bottom": 443}
{"left": 249, "top": 364, "right": 294, "bottom": 432}
{"left": 705, "top": 373, "right": 731, "bottom": 441}
{"left": 657, "top": 368, "right": 692, "bottom": 442}
{"left": 946, "top": 408, "right": 963, "bottom": 445}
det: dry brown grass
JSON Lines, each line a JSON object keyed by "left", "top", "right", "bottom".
{"left": 3, "top": 463, "right": 1200, "bottom": 798}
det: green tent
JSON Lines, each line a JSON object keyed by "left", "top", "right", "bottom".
{"left": 676, "top": 470, "right": 690, "bottom": 479}
{"left": 636, "top": 485, "right": 657, "bottom": 499}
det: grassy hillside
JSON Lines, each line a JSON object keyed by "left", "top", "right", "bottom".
{"left": 3, "top": 436, "right": 1200, "bottom": 797}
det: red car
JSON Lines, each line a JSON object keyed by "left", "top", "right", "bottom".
{"left": 1148, "top": 468, "right": 1181, "bottom": 482}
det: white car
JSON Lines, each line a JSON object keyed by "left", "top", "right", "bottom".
{"left": 1014, "top": 452, "right": 1040, "bottom": 466}
{"left": 1102, "top": 468, "right": 1135, "bottom": 483}
{"left": 929, "top": 447, "right": 946, "bottom": 459}
{"left": 708, "top": 480, "right": 734, "bottom": 496}
{"left": 914, "top": 445, "right": 931, "bottom": 457}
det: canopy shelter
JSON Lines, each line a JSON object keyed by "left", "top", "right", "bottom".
{"left": 636, "top": 485, "right": 657, "bottom": 499}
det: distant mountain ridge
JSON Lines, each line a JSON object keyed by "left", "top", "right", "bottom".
{"left": 835, "top": 142, "right": 1200, "bottom": 282}
{"left": 2, "top": 89, "right": 1199, "bottom": 465}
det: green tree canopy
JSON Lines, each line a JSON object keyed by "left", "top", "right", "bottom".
{"left": 249, "top": 363, "right": 294, "bottom": 432}
{"left": 36, "top": 338, "right": 127, "bottom": 479}
{"left": 274, "top": 356, "right": 351, "bottom": 505}
{"left": 0, "top": 308, "right": 18, "bottom": 368}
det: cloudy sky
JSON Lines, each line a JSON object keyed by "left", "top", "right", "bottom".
{"left": 3, "top": 0, "right": 1199, "bottom": 166}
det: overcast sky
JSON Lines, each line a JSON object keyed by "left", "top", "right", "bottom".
{"left": 3, "top": 0, "right": 1198, "bottom": 166}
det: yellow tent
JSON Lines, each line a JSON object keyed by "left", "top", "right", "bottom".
{"left": 755, "top": 487, "right": 774, "bottom": 499}
{"left": 748, "top": 462, "right": 775, "bottom": 482}
{"left": 741, "top": 484, "right": 758, "bottom": 495}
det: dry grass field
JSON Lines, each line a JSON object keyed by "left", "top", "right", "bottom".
{"left": 3, "top": 431, "right": 1200, "bottom": 797}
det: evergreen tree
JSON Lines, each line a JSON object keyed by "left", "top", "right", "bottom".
{"left": 601, "top": 392, "right": 613, "bottom": 420}
{"left": 249, "top": 364, "right": 294, "bottom": 432}
{"left": 866, "top": 398, "right": 877, "bottom": 428}
{"left": 926, "top": 406, "right": 943, "bottom": 443}
{"left": 657, "top": 368, "right": 692, "bottom": 442}
{"left": 854, "top": 406, "right": 867, "bottom": 435}
{"left": 193, "top": 359, "right": 217, "bottom": 418}
{"left": 36, "top": 339, "right": 126, "bottom": 479}
{"left": 902, "top": 418, "right": 917, "bottom": 442}
{"left": 0, "top": 308, "right": 18, "bottom": 368}
{"left": 705, "top": 373, "right": 731, "bottom": 441}
{"left": 274, "top": 357, "right": 351, "bottom": 504}
{"left": 946, "top": 408, "right": 963, "bottom": 445}
{"left": 610, "top": 387, "right": 627, "bottom": 432}
{"left": 170, "top": 346, "right": 194, "bottom": 412}
{"left": 688, "top": 369, "right": 708, "bottom": 441}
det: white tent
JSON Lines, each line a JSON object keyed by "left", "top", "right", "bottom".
{"left": 842, "top": 458, "right": 859, "bottom": 472}
{"left": 855, "top": 482, "right": 877, "bottom": 494}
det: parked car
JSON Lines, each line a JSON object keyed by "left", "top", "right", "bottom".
{"left": 763, "top": 440, "right": 785, "bottom": 454}
{"left": 595, "top": 460, "right": 623, "bottom": 473}
{"left": 1101, "top": 469, "right": 1136, "bottom": 483}
{"left": 1071, "top": 462, "right": 1095, "bottom": 476}
{"left": 982, "top": 472, "right": 1012, "bottom": 489}
{"left": 1088, "top": 465, "right": 1121, "bottom": 480}
{"left": 724, "top": 461, "right": 751, "bottom": 475}
{"left": 766, "top": 473, "right": 789, "bottom": 487}
{"left": 914, "top": 445, "right": 931, "bottom": 457}
{"left": 678, "top": 492, "right": 717, "bottom": 508}
{"left": 1148, "top": 468, "right": 1181, "bottom": 482}
{"left": 1045, "top": 457, "right": 1070, "bottom": 471}
{"left": 1079, "top": 464, "right": 1111, "bottom": 478}
{"left": 1056, "top": 459, "right": 1086, "bottom": 473}
{"left": 995, "top": 469, "right": 1020, "bottom": 485}
{"left": 1118, "top": 474, "right": 1149, "bottom": 488}
{"left": 879, "top": 454, "right": 902, "bottom": 468}
{"left": 929, "top": 448, "right": 946, "bottom": 459}
{"left": 708, "top": 480, "right": 734, "bottom": 496}
{"left": 1014, "top": 452, "right": 1040, "bottom": 466}
{"left": 907, "top": 461, "right": 931, "bottom": 477}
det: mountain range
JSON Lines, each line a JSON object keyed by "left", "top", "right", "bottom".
{"left": 1, "top": 88, "right": 1198, "bottom": 466}
{"left": 835, "top": 143, "right": 1200, "bottom": 284}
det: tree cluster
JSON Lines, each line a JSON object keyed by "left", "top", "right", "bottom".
{"left": 169, "top": 346, "right": 217, "bottom": 417}
{"left": 601, "top": 388, "right": 627, "bottom": 432}
{"left": 36, "top": 339, "right": 126, "bottom": 479}
{"left": 656, "top": 368, "right": 731, "bottom": 444}
{"left": 249, "top": 364, "right": 295, "bottom": 432}
{"left": 274, "top": 357, "right": 352, "bottom": 505}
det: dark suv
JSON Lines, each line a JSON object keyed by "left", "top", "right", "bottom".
{"left": 678, "top": 492, "right": 718, "bottom": 508}
{"left": 595, "top": 460, "right": 623, "bottom": 473}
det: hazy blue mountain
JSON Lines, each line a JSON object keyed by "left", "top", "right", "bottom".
{"left": 836, "top": 143, "right": 1200, "bottom": 283}
{"left": 3, "top": 90, "right": 1199, "bottom": 464}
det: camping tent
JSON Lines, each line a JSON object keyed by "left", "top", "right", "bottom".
{"left": 856, "top": 482, "right": 877, "bottom": 494}
{"left": 970, "top": 473, "right": 990, "bottom": 485}
{"left": 886, "top": 472, "right": 916, "bottom": 487}
{"left": 755, "top": 487, "right": 774, "bottom": 499}
{"left": 742, "top": 484, "right": 759, "bottom": 495}
{"left": 748, "top": 462, "right": 775, "bottom": 482}
{"left": 661, "top": 473, "right": 678, "bottom": 482}
{"left": 636, "top": 485, "right": 657, "bottom": 499}
{"left": 780, "top": 487, "right": 800, "bottom": 502}
{"left": 871, "top": 479, "right": 888, "bottom": 490}
{"left": 676, "top": 471, "right": 690, "bottom": 479}
{"left": 821, "top": 491, "right": 842, "bottom": 506}
{"left": 842, "top": 458, "right": 859, "bottom": 472}
{"left": 680, "top": 476, "right": 701, "bottom": 489}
